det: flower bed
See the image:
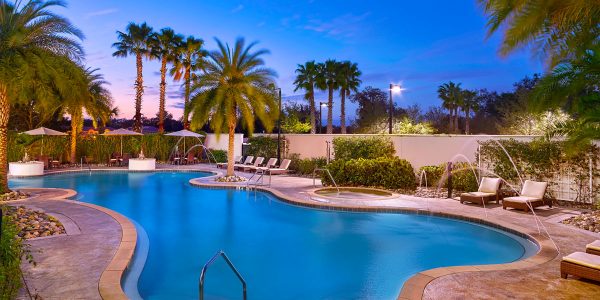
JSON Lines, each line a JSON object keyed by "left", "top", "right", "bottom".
{"left": 5, "top": 206, "right": 66, "bottom": 239}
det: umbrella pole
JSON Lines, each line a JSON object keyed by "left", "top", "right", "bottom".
{"left": 121, "top": 136, "right": 123, "bottom": 156}
{"left": 41, "top": 137, "right": 44, "bottom": 156}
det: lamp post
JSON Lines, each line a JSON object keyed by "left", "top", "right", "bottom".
{"left": 319, "top": 102, "right": 328, "bottom": 134}
{"left": 389, "top": 84, "right": 402, "bottom": 134}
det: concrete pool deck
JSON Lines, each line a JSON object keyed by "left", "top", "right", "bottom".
{"left": 8, "top": 164, "right": 600, "bottom": 299}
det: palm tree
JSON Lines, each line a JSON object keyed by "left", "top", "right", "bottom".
{"left": 337, "top": 61, "right": 362, "bottom": 134}
{"left": 437, "top": 82, "right": 463, "bottom": 133}
{"left": 112, "top": 22, "right": 154, "bottom": 132}
{"left": 478, "top": 0, "right": 600, "bottom": 67}
{"left": 461, "top": 89, "right": 479, "bottom": 135}
{"left": 316, "top": 59, "right": 339, "bottom": 134}
{"left": 170, "top": 36, "right": 206, "bottom": 129}
{"left": 189, "top": 38, "right": 278, "bottom": 176}
{"left": 151, "top": 28, "right": 183, "bottom": 133}
{"left": 64, "top": 67, "right": 114, "bottom": 163}
{"left": 0, "top": 0, "right": 84, "bottom": 193}
{"left": 293, "top": 61, "right": 319, "bottom": 134}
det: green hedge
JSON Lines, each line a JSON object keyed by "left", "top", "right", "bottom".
{"left": 245, "top": 136, "right": 287, "bottom": 159}
{"left": 418, "top": 163, "right": 479, "bottom": 192}
{"left": 287, "top": 153, "right": 327, "bottom": 175}
{"left": 209, "top": 149, "right": 227, "bottom": 163}
{"left": 332, "top": 136, "right": 395, "bottom": 160}
{"left": 0, "top": 210, "right": 23, "bottom": 299}
{"left": 323, "top": 157, "right": 416, "bottom": 191}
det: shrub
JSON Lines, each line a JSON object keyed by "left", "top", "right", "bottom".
{"left": 287, "top": 153, "right": 328, "bottom": 175}
{"left": 418, "top": 163, "right": 478, "bottom": 192}
{"left": 418, "top": 165, "right": 445, "bottom": 187}
{"left": 323, "top": 157, "right": 416, "bottom": 191}
{"left": 209, "top": 149, "right": 227, "bottom": 163}
{"left": 0, "top": 210, "right": 24, "bottom": 299}
{"left": 332, "top": 136, "right": 395, "bottom": 160}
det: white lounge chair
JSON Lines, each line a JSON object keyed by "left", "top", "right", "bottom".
{"left": 502, "top": 180, "right": 550, "bottom": 212}
{"left": 561, "top": 251, "right": 600, "bottom": 282}
{"left": 234, "top": 156, "right": 254, "bottom": 170}
{"left": 242, "top": 157, "right": 264, "bottom": 172}
{"left": 460, "top": 177, "right": 502, "bottom": 206}
{"left": 217, "top": 156, "right": 242, "bottom": 169}
{"left": 260, "top": 159, "right": 291, "bottom": 185}
{"left": 246, "top": 158, "right": 277, "bottom": 172}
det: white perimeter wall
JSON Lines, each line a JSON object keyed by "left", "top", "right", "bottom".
{"left": 204, "top": 133, "right": 244, "bottom": 158}
{"left": 256, "top": 134, "right": 538, "bottom": 169}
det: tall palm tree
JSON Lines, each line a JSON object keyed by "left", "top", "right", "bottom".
{"left": 112, "top": 22, "right": 154, "bottom": 132}
{"left": 189, "top": 38, "right": 278, "bottom": 176}
{"left": 337, "top": 61, "right": 362, "bottom": 134}
{"left": 316, "top": 59, "right": 339, "bottom": 134}
{"left": 479, "top": 0, "right": 600, "bottom": 68}
{"left": 437, "top": 81, "right": 463, "bottom": 133}
{"left": 170, "top": 36, "right": 206, "bottom": 129}
{"left": 0, "top": 0, "right": 84, "bottom": 193}
{"left": 151, "top": 28, "right": 183, "bottom": 133}
{"left": 461, "top": 89, "right": 479, "bottom": 135}
{"left": 64, "top": 67, "right": 114, "bottom": 163}
{"left": 293, "top": 61, "right": 319, "bottom": 134}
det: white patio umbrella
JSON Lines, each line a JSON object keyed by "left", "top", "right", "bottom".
{"left": 21, "top": 127, "right": 67, "bottom": 156}
{"left": 102, "top": 128, "right": 143, "bottom": 156}
{"left": 165, "top": 129, "right": 204, "bottom": 153}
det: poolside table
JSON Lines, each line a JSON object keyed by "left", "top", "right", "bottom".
{"left": 9, "top": 161, "right": 45, "bottom": 176}
{"left": 128, "top": 158, "right": 156, "bottom": 171}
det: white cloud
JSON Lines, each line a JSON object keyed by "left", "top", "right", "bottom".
{"left": 85, "top": 8, "right": 118, "bottom": 19}
{"left": 231, "top": 4, "right": 244, "bottom": 13}
{"left": 303, "top": 12, "right": 371, "bottom": 39}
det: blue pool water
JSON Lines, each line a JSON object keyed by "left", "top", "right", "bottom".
{"left": 10, "top": 172, "right": 538, "bottom": 299}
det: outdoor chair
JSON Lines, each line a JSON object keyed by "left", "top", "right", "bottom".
{"left": 460, "top": 177, "right": 502, "bottom": 206}
{"left": 108, "top": 152, "right": 120, "bottom": 167}
{"left": 246, "top": 158, "right": 277, "bottom": 172}
{"left": 50, "top": 157, "right": 61, "bottom": 169}
{"left": 234, "top": 156, "right": 254, "bottom": 170}
{"left": 242, "top": 157, "right": 264, "bottom": 172}
{"left": 261, "top": 159, "right": 292, "bottom": 186}
{"left": 37, "top": 155, "right": 49, "bottom": 169}
{"left": 121, "top": 153, "right": 130, "bottom": 166}
{"left": 184, "top": 152, "right": 198, "bottom": 165}
{"left": 502, "top": 180, "right": 550, "bottom": 212}
{"left": 587, "top": 240, "right": 600, "bottom": 256}
{"left": 561, "top": 252, "right": 600, "bottom": 283}
{"left": 217, "top": 156, "right": 242, "bottom": 169}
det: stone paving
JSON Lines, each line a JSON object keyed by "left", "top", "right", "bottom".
{"left": 9, "top": 164, "right": 600, "bottom": 299}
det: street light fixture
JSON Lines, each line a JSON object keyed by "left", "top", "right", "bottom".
{"left": 274, "top": 87, "right": 282, "bottom": 162}
{"left": 389, "top": 83, "right": 402, "bottom": 134}
{"left": 319, "top": 102, "right": 329, "bottom": 134}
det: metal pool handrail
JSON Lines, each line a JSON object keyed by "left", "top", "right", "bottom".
{"left": 199, "top": 250, "right": 247, "bottom": 300}
{"left": 313, "top": 168, "right": 340, "bottom": 194}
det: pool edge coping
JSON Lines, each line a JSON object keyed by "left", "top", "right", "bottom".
{"left": 16, "top": 187, "right": 136, "bottom": 300}
{"left": 188, "top": 174, "right": 559, "bottom": 300}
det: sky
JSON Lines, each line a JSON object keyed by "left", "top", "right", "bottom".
{"left": 56, "top": 0, "right": 543, "bottom": 125}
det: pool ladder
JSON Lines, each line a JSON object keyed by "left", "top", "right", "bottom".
{"left": 199, "top": 250, "right": 247, "bottom": 300}
{"left": 312, "top": 168, "right": 340, "bottom": 193}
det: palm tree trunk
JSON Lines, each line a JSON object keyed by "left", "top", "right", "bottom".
{"left": 0, "top": 84, "right": 10, "bottom": 194}
{"left": 226, "top": 119, "right": 236, "bottom": 176}
{"left": 340, "top": 89, "right": 346, "bottom": 134}
{"left": 448, "top": 108, "right": 453, "bottom": 133}
{"left": 70, "top": 114, "right": 79, "bottom": 164}
{"left": 309, "top": 89, "right": 316, "bottom": 134}
{"left": 133, "top": 52, "right": 144, "bottom": 132}
{"left": 327, "top": 84, "right": 333, "bottom": 134}
{"left": 183, "top": 69, "right": 191, "bottom": 129}
{"left": 465, "top": 107, "right": 470, "bottom": 135}
{"left": 158, "top": 57, "right": 167, "bottom": 133}
{"left": 454, "top": 108, "right": 459, "bottom": 133}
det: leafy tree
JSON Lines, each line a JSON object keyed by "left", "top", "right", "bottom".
{"left": 151, "top": 28, "right": 183, "bottom": 133}
{"left": 479, "top": 0, "right": 600, "bottom": 68}
{"left": 337, "top": 61, "right": 361, "bottom": 134}
{"left": 293, "top": 61, "right": 319, "bottom": 134}
{"left": 189, "top": 38, "right": 278, "bottom": 176}
{"left": 316, "top": 59, "right": 339, "bottom": 134}
{"left": 350, "top": 86, "right": 405, "bottom": 133}
{"left": 437, "top": 81, "right": 463, "bottom": 133}
{"left": 112, "top": 22, "right": 155, "bottom": 132}
{"left": 0, "top": 0, "right": 84, "bottom": 193}
{"left": 281, "top": 102, "right": 311, "bottom": 133}
{"left": 171, "top": 36, "right": 206, "bottom": 129}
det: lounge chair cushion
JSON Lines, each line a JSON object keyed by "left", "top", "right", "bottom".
{"left": 587, "top": 240, "right": 600, "bottom": 252}
{"left": 478, "top": 177, "right": 501, "bottom": 194}
{"left": 462, "top": 191, "right": 495, "bottom": 198}
{"left": 503, "top": 196, "right": 542, "bottom": 203}
{"left": 563, "top": 252, "right": 600, "bottom": 270}
{"left": 521, "top": 180, "right": 547, "bottom": 199}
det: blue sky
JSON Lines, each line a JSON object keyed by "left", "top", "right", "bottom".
{"left": 57, "top": 0, "right": 542, "bottom": 124}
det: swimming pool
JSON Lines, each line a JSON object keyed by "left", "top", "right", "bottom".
{"left": 10, "top": 172, "right": 538, "bottom": 299}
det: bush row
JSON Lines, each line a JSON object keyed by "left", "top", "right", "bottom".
{"left": 332, "top": 136, "right": 395, "bottom": 160}
{"left": 323, "top": 157, "right": 417, "bottom": 191}
{"left": 418, "top": 163, "right": 479, "bottom": 192}
{"left": 286, "top": 153, "right": 328, "bottom": 175}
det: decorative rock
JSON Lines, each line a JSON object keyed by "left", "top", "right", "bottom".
{"left": 214, "top": 175, "right": 248, "bottom": 183}
{"left": 561, "top": 211, "right": 600, "bottom": 233}
{"left": 4, "top": 205, "right": 66, "bottom": 239}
